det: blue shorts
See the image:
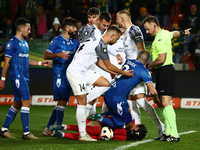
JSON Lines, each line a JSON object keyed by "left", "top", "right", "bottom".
{"left": 11, "top": 79, "right": 30, "bottom": 102}
{"left": 104, "top": 95, "right": 132, "bottom": 127}
{"left": 53, "top": 78, "right": 71, "bottom": 101}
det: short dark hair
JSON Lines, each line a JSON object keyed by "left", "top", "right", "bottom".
{"left": 142, "top": 15, "right": 160, "bottom": 27}
{"left": 87, "top": 7, "right": 100, "bottom": 16}
{"left": 99, "top": 11, "right": 111, "bottom": 22}
{"left": 138, "top": 50, "right": 150, "bottom": 63}
{"left": 126, "top": 124, "right": 147, "bottom": 141}
{"left": 62, "top": 17, "right": 77, "bottom": 27}
{"left": 107, "top": 25, "right": 122, "bottom": 35}
{"left": 15, "top": 18, "right": 30, "bottom": 31}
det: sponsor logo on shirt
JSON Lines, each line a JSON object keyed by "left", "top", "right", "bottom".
{"left": 19, "top": 53, "right": 29, "bottom": 57}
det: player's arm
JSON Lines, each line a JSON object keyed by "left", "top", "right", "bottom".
{"left": 29, "top": 59, "right": 52, "bottom": 67}
{"left": 0, "top": 56, "right": 11, "bottom": 90}
{"left": 136, "top": 42, "right": 146, "bottom": 52}
{"left": 129, "top": 26, "right": 146, "bottom": 51}
{"left": 43, "top": 50, "right": 70, "bottom": 60}
{"left": 96, "top": 59, "right": 118, "bottom": 75}
{"left": 146, "top": 82, "right": 161, "bottom": 106}
{"left": 102, "top": 59, "right": 133, "bottom": 77}
{"left": 148, "top": 53, "right": 166, "bottom": 71}
{"left": 171, "top": 28, "right": 191, "bottom": 38}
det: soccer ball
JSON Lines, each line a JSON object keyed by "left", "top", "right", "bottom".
{"left": 100, "top": 127, "right": 113, "bottom": 140}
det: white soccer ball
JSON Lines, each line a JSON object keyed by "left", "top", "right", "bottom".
{"left": 100, "top": 127, "right": 113, "bottom": 140}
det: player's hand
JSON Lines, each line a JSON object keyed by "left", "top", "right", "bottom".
{"left": 0, "top": 80, "right": 5, "bottom": 90}
{"left": 58, "top": 51, "right": 70, "bottom": 60}
{"left": 116, "top": 54, "right": 123, "bottom": 65}
{"left": 41, "top": 61, "right": 52, "bottom": 67}
{"left": 122, "top": 70, "right": 134, "bottom": 77}
{"left": 184, "top": 28, "right": 191, "bottom": 37}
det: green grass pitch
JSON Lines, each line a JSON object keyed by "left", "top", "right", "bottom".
{"left": 0, "top": 106, "right": 199, "bottom": 150}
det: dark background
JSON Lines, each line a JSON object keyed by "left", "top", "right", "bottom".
{"left": 0, "top": 68, "right": 200, "bottom": 98}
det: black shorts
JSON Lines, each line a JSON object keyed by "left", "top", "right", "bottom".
{"left": 156, "top": 65, "right": 176, "bottom": 96}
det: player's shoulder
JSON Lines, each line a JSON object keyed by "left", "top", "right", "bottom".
{"left": 129, "top": 24, "right": 141, "bottom": 32}
{"left": 128, "top": 25, "right": 143, "bottom": 40}
{"left": 6, "top": 36, "right": 17, "bottom": 49}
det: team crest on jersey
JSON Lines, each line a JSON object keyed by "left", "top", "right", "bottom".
{"left": 50, "top": 40, "right": 54, "bottom": 45}
{"left": 6, "top": 43, "right": 12, "bottom": 50}
{"left": 158, "top": 39, "right": 162, "bottom": 41}
{"left": 103, "top": 48, "right": 107, "bottom": 53}
{"left": 84, "top": 31, "right": 88, "bottom": 36}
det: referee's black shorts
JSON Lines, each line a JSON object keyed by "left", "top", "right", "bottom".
{"left": 155, "top": 65, "right": 176, "bottom": 96}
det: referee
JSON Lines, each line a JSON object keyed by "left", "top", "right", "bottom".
{"left": 142, "top": 15, "right": 190, "bottom": 142}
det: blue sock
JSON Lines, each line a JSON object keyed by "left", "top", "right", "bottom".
{"left": 46, "top": 106, "right": 57, "bottom": 128}
{"left": 20, "top": 107, "right": 30, "bottom": 133}
{"left": 2, "top": 106, "right": 18, "bottom": 129}
{"left": 101, "top": 117, "right": 122, "bottom": 128}
{"left": 56, "top": 106, "right": 65, "bottom": 125}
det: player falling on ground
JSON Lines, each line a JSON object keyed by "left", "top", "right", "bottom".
{"left": 89, "top": 51, "right": 160, "bottom": 137}
{"left": 42, "top": 17, "right": 80, "bottom": 136}
{"left": 66, "top": 25, "right": 133, "bottom": 141}
{"left": 50, "top": 115, "right": 147, "bottom": 141}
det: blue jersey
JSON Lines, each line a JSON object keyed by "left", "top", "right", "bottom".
{"left": 47, "top": 35, "right": 79, "bottom": 79}
{"left": 5, "top": 36, "right": 29, "bottom": 80}
{"left": 105, "top": 59, "right": 152, "bottom": 103}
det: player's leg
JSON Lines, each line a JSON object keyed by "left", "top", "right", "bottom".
{"left": 20, "top": 79, "right": 38, "bottom": 139}
{"left": 102, "top": 101, "right": 109, "bottom": 113}
{"left": 135, "top": 82, "right": 164, "bottom": 137}
{"left": 161, "top": 96, "right": 179, "bottom": 140}
{"left": 157, "top": 65, "right": 179, "bottom": 141}
{"left": 128, "top": 94, "right": 141, "bottom": 124}
{"left": 56, "top": 79, "right": 71, "bottom": 126}
{"left": 86, "top": 69, "right": 111, "bottom": 115}
{"left": 0, "top": 100, "right": 21, "bottom": 138}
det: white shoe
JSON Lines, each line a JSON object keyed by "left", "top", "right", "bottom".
{"left": 43, "top": 128, "right": 52, "bottom": 136}
{"left": 79, "top": 134, "right": 97, "bottom": 141}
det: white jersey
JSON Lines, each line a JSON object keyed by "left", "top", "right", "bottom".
{"left": 67, "top": 37, "right": 109, "bottom": 76}
{"left": 108, "top": 35, "right": 126, "bottom": 69}
{"left": 123, "top": 24, "right": 144, "bottom": 60}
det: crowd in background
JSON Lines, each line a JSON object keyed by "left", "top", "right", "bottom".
{"left": 0, "top": 0, "right": 200, "bottom": 70}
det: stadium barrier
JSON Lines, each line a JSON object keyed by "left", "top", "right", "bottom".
{"left": 1, "top": 95, "right": 200, "bottom": 109}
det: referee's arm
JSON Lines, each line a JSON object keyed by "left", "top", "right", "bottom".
{"left": 171, "top": 28, "right": 191, "bottom": 38}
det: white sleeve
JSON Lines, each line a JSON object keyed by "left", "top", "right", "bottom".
{"left": 107, "top": 44, "right": 118, "bottom": 57}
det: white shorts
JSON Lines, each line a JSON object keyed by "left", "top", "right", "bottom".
{"left": 90, "top": 63, "right": 112, "bottom": 82}
{"left": 67, "top": 69, "right": 102, "bottom": 95}
{"left": 130, "top": 81, "right": 147, "bottom": 96}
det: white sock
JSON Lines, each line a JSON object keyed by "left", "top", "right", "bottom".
{"left": 85, "top": 104, "right": 93, "bottom": 117}
{"left": 101, "top": 102, "right": 108, "bottom": 113}
{"left": 1, "top": 127, "right": 8, "bottom": 132}
{"left": 90, "top": 102, "right": 97, "bottom": 115}
{"left": 128, "top": 100, "right": 141, "bottom": 124}
{"left": 87, "top": 86, "right": 110, "bottom": 103}
{"left": 76, "top": 105, "right": 87, "bottom": 137}
{"left": 136, "top": 98, "right": 162, "bottom": 129}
